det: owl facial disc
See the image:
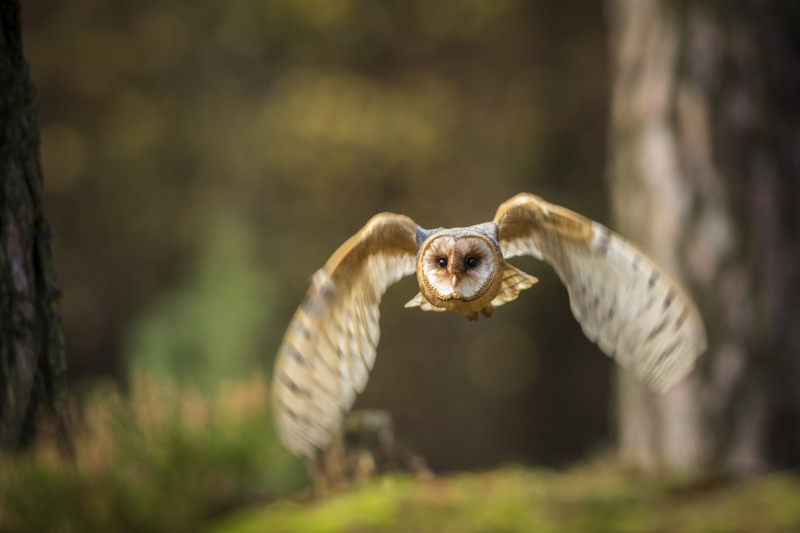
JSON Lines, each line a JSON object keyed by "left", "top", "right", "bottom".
{"left": 420, "top": 234, "right": 497, "bottom": 300}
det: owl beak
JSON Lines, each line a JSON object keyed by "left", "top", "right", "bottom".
{"left": 451, "top": 274, "right": 459, "bottom": 288}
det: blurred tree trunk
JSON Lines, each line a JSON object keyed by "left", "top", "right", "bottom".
{"left": 0, "top": 0, "right": 70, "bottom": 453}
{"left": 608, "top": 0, "right": 800, "bottom": 476}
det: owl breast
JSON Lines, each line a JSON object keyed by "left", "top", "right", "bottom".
{"left": 416, "top": 232, "right": 504, "bottom": 313}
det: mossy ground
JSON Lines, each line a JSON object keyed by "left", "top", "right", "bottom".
{"left": 214, "top": 462, "right": 800, "bottom": 533}
{"left": 4, "top": 372, "right": 799, "bottom": 533}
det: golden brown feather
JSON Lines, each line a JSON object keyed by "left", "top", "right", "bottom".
{"left": 494, "top": 193, "right": 707, "bottom": 392}
{"left": 272, "top": 213, "right": 418, "bottom": 458}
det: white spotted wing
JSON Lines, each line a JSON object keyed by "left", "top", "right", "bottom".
{"left": 494, "top": 193, "right": 707, "bottom": 392}
{"left": 272, "top": 214, "right": 419, "bottom": 458}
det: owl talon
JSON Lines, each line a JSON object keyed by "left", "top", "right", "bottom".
{"left": 481, "top": 305, "right": 495, "bottom": 318}
{"left": 465, "top": 312, "right": 479, "bottom": 321}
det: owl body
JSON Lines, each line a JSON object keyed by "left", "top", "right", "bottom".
{"left": 273, "top": 193, "right": 708, "bottom": 459}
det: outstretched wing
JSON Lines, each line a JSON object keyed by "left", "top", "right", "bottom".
{"left": 494, "top": 193, "right": 707, "bottom": 392}
{"left": 273, "top": 213, "right": 419, "bottom": 458}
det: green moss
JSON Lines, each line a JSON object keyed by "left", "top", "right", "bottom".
{"left": 212, "top": 463, "right": 800, "bottom": 533}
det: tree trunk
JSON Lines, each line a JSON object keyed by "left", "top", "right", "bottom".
{"left": 0, "top": 0, "right": 70, "bottom": 454}
{"left": 608, "top": 0, "right": 800, "bottom": 476}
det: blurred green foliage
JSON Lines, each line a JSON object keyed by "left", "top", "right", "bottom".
{"left": 3, "top": 371, "right": 307, "bottom": 533}
{"left": 214, "top": 464, "right": 800, "bottom": 533}
{"left": 124, "top": 216, "right": 276, "bottom": 395}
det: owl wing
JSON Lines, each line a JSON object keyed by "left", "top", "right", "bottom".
{"left": 494, "top": 193, "right": 707, "bottom": 392}
{"left": 272, "top": 213, "right": 420, "bottom": 458}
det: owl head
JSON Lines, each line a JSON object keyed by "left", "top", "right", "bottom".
{"left": 416, "top": 229, "right": 503, "bottom": 311}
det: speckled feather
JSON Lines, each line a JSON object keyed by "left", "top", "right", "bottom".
{"left": 272, "top": 214, "right": 418, "bottom": 457}
{"left": 494, "top": 193, "right": 707, "bottom": 392}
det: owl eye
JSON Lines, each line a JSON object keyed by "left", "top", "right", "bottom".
{"left": 465, "top": 256, "right": 479, "bottom": 268}
{"left": 437, "top": 257, "right": 448, "bottom": 268}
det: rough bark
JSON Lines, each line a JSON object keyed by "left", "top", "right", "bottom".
{"left": 0, "top": 0, "right": 70, "bottom": 454}
{"left": 608, "top": 0, "right": 800, "bottom": 476}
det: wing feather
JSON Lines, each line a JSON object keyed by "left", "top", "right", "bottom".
{"left": 494, "top": 193, "right": 707, "bottom": 392}
{"left": 273, "top": 214, "right": 419, "bottom": 458}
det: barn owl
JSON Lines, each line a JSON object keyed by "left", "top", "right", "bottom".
{"left": 273, "top": 193, "right": 707, "bottom": 459}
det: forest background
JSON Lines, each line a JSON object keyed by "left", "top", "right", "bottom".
{"left": 3, "top": 1, "right": 799, "bottom": 531}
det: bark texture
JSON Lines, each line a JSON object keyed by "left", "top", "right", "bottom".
{"left": 608, "top": 0, "right": 800, "bottom": 475}
{"left": 0, "top": 0, "right": 69, "bottom": 453}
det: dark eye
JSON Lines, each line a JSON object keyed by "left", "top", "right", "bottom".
{"left": 437, "top": 257, "right": 448, "bottom": 268}
{"left": 465, "top": 256, "right": 478, "bottom": 268}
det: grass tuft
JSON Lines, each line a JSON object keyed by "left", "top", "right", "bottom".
{"left": 2, "top": 370, "right": 307, "bottom": 533}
